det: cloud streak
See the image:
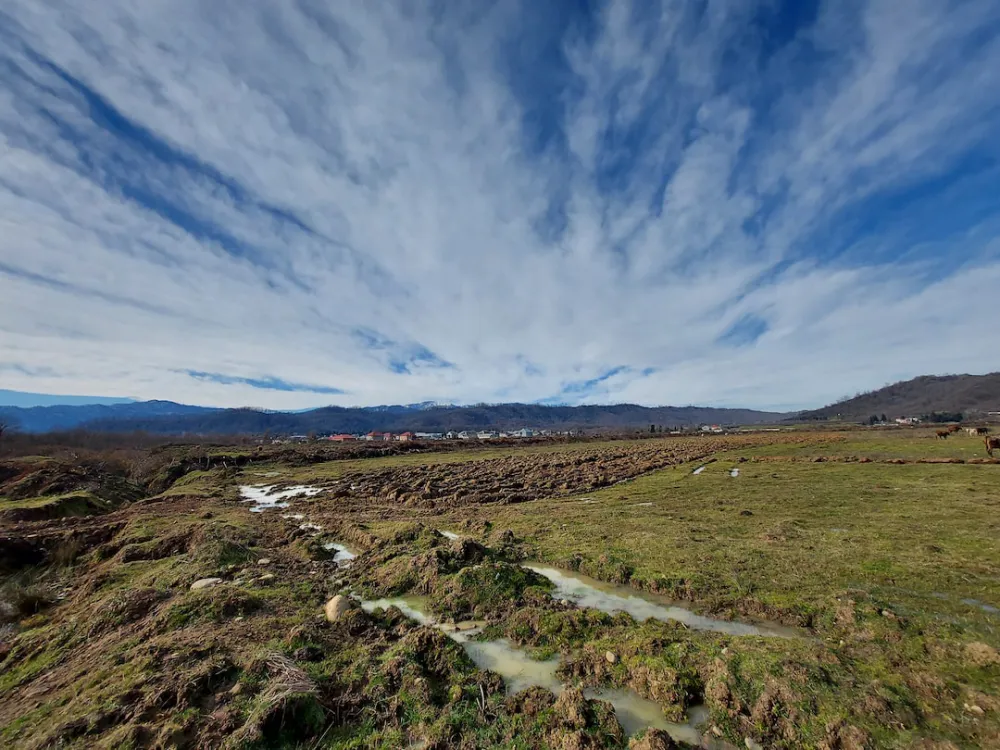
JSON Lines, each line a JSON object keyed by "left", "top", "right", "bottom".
{"left": 1, "top": 0, "right": 998, "bottom": 410}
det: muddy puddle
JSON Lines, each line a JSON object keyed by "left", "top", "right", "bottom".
{"left": 239, "top": 485, "right": 323, "bottom": 512}
{"left": 526, "top": 565, "right": 796, "bottom": 638}
{"left": 323, "top": 542, "right": 358, "bottom": 565}
{"left": 360, "top": 597, "right": 721, "bottom": 744}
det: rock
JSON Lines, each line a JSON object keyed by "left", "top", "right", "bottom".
{"left": 559, "top": 599, "right": 571, "bottom": 607}
{"left": 258, "top": 573, "right": 275, "bottom": 582}
{"left": 324, "top": 595, "right": 356, "bottom": 622}
{"left": 880, "top": 609, "right": 895, "bottom": 619}
{"left": 745, "top": 738, "right": 764, "bottom": 750}
{"left": 190, "top": 578, "right": 223, "bottom": 591}
{"left": 605, "top": 651, "right": 619, "bottom": 664}
{"left": 740, "top": 510, "right": 753, "bottom": 516}
{"left": 628, "top": 728, "right": 678, "bottom": 749}
{"left": 257, "top": 558, "right": 271, "bottom": 565}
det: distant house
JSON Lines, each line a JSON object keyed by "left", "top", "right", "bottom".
{"left": 457, "top": 431, "right": 473, "bottom": 440}
{"left": 397, "top": 432, "right": 415, "bottom": 442}
{"left": 514, "top": 428, "right": 534, "bottom": 438}
{"left": 416, "top": 432, "right": 443, "bottom": 440}
{"left": 382, "top": 433, "right": 394, "bottom": 441}
{"left": 289, "top": 435, "right": 309, "bottom": 442}
{"left": 329, "top": 434, "right": 355, "bottom": 442}
{"left": 895, "top": 417, "right": 921, "bottom": 425}
{"left": 477, "top": 430, "right": 498, "bottom": 440}
{"left": 445, "top": 431, "right": 459, "bottom": 439}
{"left": 365, "top": 431, "right": 382, "bottom": 441}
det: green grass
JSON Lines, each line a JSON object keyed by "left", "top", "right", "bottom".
{"left": 454, "top": 459, "right": 999, "bottom": 626}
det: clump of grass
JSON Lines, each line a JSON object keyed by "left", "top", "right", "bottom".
{"left": 0, "top": 576, "right": 54, "bottom": 623}
{"left": 225, "top": 652, "right": 324, "bottom": 749}
{"left": 430, "top": 562, "right": 551, "bottom": 620}
{"left": 163, "top": 586, "right": 263, "bottom": 629}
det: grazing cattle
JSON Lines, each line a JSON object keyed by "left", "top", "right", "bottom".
{"left": 936, "top": 430, "right": 950, "bottom": 439}
{"left": 976, "top": 427, "right": 990, "bottom": 436}
{"left": 948, "top": 424, "right": 962, "bottom": 433}
{"left": 966, "top": 427, "right": 979, "bottom": 436}
{"left": 986, "top": 436, "right": 1000, "bottom": 457}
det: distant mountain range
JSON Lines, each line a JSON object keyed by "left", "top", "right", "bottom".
{"left": 0, "top": 400, "right": 217, "bottom": 433}
{"left": 798, "top": 373, "right": 1000, "bottom": 422}
{"left": 0, "top": 400, "right": 785, "bottom": 435}
{"left": 4, "top": 372, "right": 997, "bottom": 434}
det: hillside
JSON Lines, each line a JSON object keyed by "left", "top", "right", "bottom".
{"left": 798, "top": 373, "right": 1000, "bottom": 422}
{"left": 0, "top": 400, "right": 217, "bottom": 433}
{"left": 73, "top": 402, "right": 786, "bottom": 436}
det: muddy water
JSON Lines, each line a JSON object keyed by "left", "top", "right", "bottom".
{"left": 239, "top": 485, "right": 323, "bottom": 512}
{"left": 359, "top": 597, "right": 721, "bottom": 744}
{"left": 526, "top": 565, "right": 796, "bottom": 638}
{"left": 323, "top": 542, "right": 358, "bottom": 565}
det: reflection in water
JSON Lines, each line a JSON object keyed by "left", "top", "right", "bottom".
{"left": 359, "top": 597, "right": 723, "bottom": 745}
{"left": 323, "top": 542, "right": 358, "bottom": 565}
{"left": 526, "top": 565, "right": 797, "bottom": 638}
{"left": 239, "top": 485, "right": 323, "bottom": 512}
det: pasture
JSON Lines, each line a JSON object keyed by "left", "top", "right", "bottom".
{"left": 0, "top": 428, "right": 997, "bottom": 748}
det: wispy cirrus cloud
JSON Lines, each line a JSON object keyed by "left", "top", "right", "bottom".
{"left": 0, "top": 0, "right": 998, "bottom": 410}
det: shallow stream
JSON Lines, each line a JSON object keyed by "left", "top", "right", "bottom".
{"left": 525, "top": 565, "right": 797, "bottom": 638}
{"left": 359, "top": 596, "right": 728, "bottom": 746}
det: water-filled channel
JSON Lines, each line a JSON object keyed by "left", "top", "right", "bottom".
{"left": 359, "top": 596, "right": 728, "bottom": 746}
{"left": 525, "top": 565, "right": 797, "bottom": 638}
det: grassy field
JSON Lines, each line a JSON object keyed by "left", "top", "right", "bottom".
{"left": 0, "top": 430, "right": 997, "bottom": 749}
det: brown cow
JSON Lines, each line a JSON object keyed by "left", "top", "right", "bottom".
{"left": 936, "top": 430, "right": 950, "bottom": 439}
{"left": 948, "top": 424, "right": 962, "bottom": 433}
{"left": 986, "top": 436, "right": 1000, "bottom": 457}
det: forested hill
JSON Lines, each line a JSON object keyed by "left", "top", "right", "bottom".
{"left": 4, "top": 401, "right": 786, "bottom": 435}
{"left": 797, "top": 373, "right": 1000, "bottom": 422}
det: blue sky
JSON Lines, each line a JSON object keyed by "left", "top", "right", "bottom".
{"left": 1, "top": 0, "right": 998, "bottom": 411}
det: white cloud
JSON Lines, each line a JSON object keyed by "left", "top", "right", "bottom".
{"left": 0, "top": 0, "right": 998, "bottom": 411}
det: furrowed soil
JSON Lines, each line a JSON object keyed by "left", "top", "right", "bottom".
{"left": 1, "top": 431, "right": 998, "bottom": 749}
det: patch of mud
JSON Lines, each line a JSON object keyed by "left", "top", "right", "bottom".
{"left": 239, "top": 485, "right": 322, "bottom": 512}
{"left": 526, "top": 565, "right": 796, "bottom": 637}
